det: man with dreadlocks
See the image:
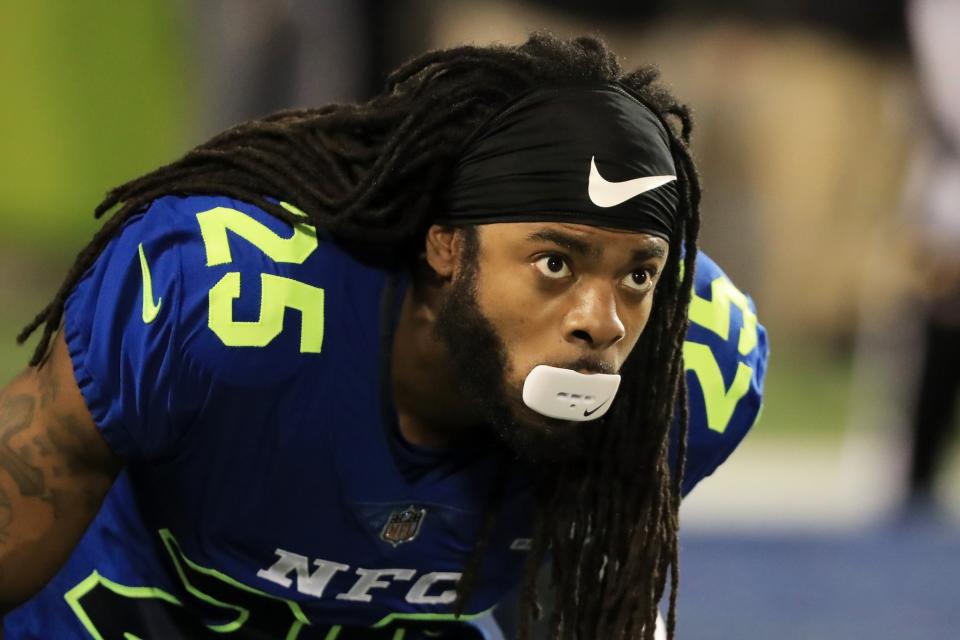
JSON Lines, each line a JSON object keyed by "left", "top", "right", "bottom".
{"left": 0, "top": 34, "right": 765, "bottom": 639}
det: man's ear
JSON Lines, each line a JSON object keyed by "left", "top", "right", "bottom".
{"left": 424, "top": 224, "right": 464, "bottom": 279}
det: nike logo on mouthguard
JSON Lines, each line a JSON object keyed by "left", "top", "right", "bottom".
{"left": 587, "top": 156, "right": 676, "bottom": 208}
{"left": 583, "top": 397, "right": 610, "bottom": 417}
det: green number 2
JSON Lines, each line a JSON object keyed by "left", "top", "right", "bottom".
{"left": 197, "top": 203, "right": 325, "bottom": 353}
{"left": 683, "top": 275, "right": 760, "bottom": 433}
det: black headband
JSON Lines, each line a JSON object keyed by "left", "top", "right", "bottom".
{"left": 437, "top": 84, "right": 679, "bottom": 239}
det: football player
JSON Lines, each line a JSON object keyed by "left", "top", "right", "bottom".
{"left": 0, "top": 35, "right": 766, "bottom": 639}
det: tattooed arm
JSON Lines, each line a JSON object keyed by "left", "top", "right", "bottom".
{"left": 0, "top": 332, "right": 120, "bottom": 606}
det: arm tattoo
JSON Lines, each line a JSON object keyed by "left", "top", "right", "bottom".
{"left": 38, "top": 366, "right": 60, "bottom": 410}
{"left": 0, "top": 395, "right": 45, "bottom": 498}
{"left": 0, "top": 368, "right": 118, "bottom": 544}
{"left": 0, "top": 485, "right": 11, "bottom": 542}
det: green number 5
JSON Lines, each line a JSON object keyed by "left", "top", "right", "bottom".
{"left": 197, "top": 203, "right": 325, "bottom": 353}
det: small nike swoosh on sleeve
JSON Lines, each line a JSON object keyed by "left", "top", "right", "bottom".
{"left": 588, "top": 156, "right": 676, "bottom": 208}
{"left": 138, "top": 243, "right": 163, "bottom": 324}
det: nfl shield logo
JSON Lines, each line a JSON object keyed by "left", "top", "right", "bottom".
{"left": 380, "top": 506, "right": 426, "bottom": 546}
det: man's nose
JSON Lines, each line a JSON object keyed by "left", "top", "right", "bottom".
{"left": 563, "top": 284, "right": 625, "bottom": 350}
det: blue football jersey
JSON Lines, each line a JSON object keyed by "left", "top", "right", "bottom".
{"left": 3, "top": 195, "right": 766, "bottom": 639}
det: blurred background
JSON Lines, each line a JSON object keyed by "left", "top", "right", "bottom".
{"left": 1, "top": 0, "right": 958, "bottom": 637}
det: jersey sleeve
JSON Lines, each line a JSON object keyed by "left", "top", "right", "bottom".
{"left": 674, "top": 251, "right": 769, "bottom": 496}
{"left": 63, "top": 197, "right": 208, "bottom": 460}
{"left": 63, "top": 194, "right": 339, "bottom": 461}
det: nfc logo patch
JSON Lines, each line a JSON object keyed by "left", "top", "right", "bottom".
{"left": 380, "top": 506, "right": 426, "bottom": 547}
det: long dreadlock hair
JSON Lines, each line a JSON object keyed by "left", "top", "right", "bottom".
{"left": 20, "top": 33, "right": 701, "bottom": 639}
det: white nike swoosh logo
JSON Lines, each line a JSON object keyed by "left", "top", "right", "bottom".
{"left": 583, "top": 397, "right": 610, "bottom": 417}
{"left": 588, "top": 156, "right": 676, "bottom": 208}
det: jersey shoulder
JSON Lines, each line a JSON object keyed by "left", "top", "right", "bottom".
{"left": 679, "top": 251, "right": 769, "bottom": 494}
{"left": 64, "top": 194, "right": 386, "bottom": 459}
{"left": 168, "top": 195, "right": 384, "bottom": 381}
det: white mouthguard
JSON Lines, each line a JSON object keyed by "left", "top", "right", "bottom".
{"left": 521, "top": 365, "right": 621, "bottom": 421}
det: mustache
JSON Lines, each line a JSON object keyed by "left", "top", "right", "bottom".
{"left": 542, "top": 357, "right": 617, "bottom": 375}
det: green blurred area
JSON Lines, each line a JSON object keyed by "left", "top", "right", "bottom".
{"left": 755, "top": 342, "right": 851, "bottom": 441}
{"left": 0, "top": 1, "right": 191, "bottom": 257}
{"left": 0, "top": 1, "right": 192, "bottom": 385}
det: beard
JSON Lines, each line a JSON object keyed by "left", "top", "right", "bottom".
{"left": 432, "top": 259, "right": 598, "bottom": 464}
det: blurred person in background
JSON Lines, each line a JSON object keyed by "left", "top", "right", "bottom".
{"left": 902, "top": 0, "right": 960, "bottom": 517}
{"left": 0, "top": 32, "right": 766, "bottom": 640}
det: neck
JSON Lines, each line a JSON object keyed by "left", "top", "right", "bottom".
{"left": 390, "top": 274, "right": 485, "bottom": 449}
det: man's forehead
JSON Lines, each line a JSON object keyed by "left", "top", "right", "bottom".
{"left": 480, "top": 221, "right": 668, "bottom": 257}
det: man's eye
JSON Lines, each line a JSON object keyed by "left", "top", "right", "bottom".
{"left": 622, "top": 269, "right": 655, "bottom": 292}
{"left": 534, "top": 255, "right": 571, "bottom": 279}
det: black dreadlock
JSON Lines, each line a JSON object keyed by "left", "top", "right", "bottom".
{"left": 20, "top": 33, "right": 701, "bottom": 639}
